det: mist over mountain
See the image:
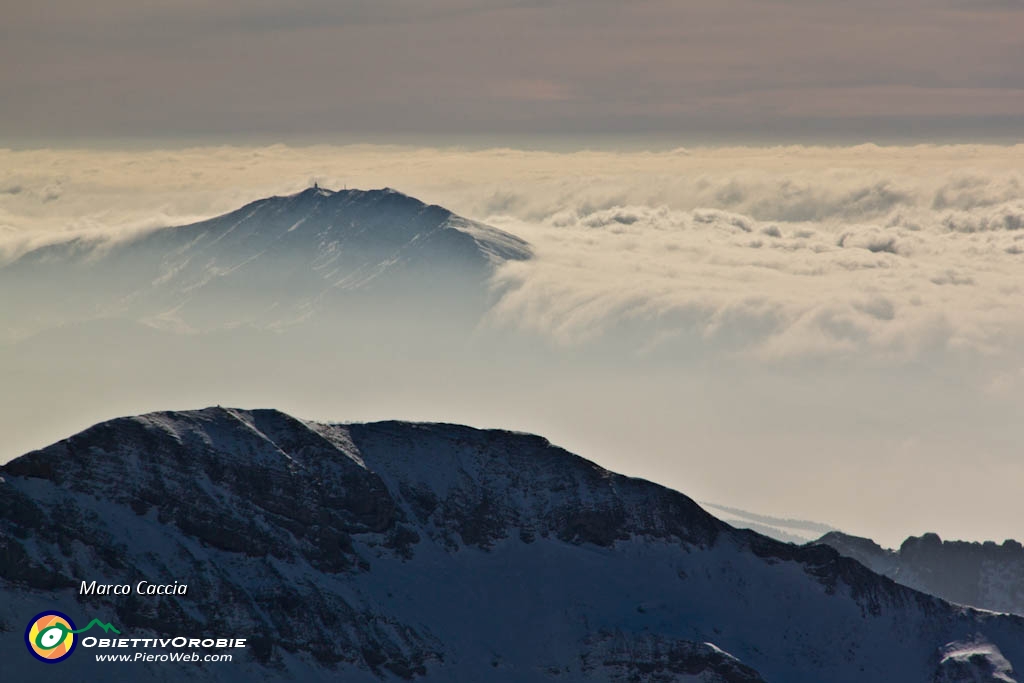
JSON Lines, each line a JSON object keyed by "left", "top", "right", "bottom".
{"left": 0, "top": 187, "right": 541, "bottom": 463}
{"left": 2, "top": 407, "right": 1024, "bottom": 682}
{"left": 0, "top": 186, "right": 530, "bottom": 339}
{"left": 699, "top": 503, "right": 837, "bottom": 545}
{"left": 817, "top": 531, "right": 1024, "bottom": 618}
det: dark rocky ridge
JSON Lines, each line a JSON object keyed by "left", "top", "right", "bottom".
{"left": 817, "top": 530, "right": 1024, "bottom": 617}
{"left": 2, "top": 407, "right": 1024, "bottom": 682}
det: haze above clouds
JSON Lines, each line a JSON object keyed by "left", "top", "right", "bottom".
{"left": 2, "top": 144, "right": 1024, "bottom": 547}
{"left": 3, "top": 0, "right": 1024, "bottom": 142}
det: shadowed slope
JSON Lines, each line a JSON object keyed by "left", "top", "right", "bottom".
{"left": 1, "top": 407, "right": 1023, "bottom": 682}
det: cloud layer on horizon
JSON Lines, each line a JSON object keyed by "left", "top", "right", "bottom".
{"left": 2, "top": 144, "right": 1024, "bottom": 362}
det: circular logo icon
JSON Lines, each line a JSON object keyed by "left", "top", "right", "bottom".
{"left": 25, "top": 611, "right": 77, "bottom": 663}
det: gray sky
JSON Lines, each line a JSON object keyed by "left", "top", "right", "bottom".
{"left": 2, "top": 0, "right": 1024, "bottom": 144}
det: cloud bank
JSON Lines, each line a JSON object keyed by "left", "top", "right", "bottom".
{"left": 4, "top": 144, "right": 1023, "bottom": 361}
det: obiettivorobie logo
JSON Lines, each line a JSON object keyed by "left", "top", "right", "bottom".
{"left": 24, "top": 610, "right": 246, "bottom": 665}
{"left": 25, "top": 611, "right": 120, "bottom": 663}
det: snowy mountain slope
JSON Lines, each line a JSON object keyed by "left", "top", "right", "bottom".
{"left": 0, "top": 187, "right": 531, "bottom": 337}
{"left": 817, "top": 530, "right": 1024, "bottom": 617}
{"left": 1, "top": 408, "right": 1023, "bottom": 682}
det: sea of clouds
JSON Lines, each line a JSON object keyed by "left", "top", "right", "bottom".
{"left": 3, "top": 143, "right": 1022, "bottom": 364}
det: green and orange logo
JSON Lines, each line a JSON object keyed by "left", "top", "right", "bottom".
{"left": 25, "top": 611, "right": 120, "bottom": 663}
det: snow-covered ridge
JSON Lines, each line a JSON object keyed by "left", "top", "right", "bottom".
{"left": 135, "top": 185, "right": 532, "bottom": 268}
{"left": 2, "top": 407, "right": 1024, "bottom": 682}
{"left": 817, "top": 530, "right": 1024, "bottom": 618}
{"left": 0, "top": 187, "right": 532, "bottom": 338}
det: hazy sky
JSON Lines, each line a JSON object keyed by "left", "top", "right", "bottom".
{"left": 2, "top": 0, "right": 1024, "bottom": 144}
{"left": 2, "top": 144, "right": 1024, "bottom": 547}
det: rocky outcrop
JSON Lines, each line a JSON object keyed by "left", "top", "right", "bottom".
{"left": 580, "top": 633, "right": 767, "bottom": 682}
{"left": 817, "top": 530, "right": 1024, "bottom": 616}
{"left": 3, "top": 407, "right": 1024, "bottom": 682}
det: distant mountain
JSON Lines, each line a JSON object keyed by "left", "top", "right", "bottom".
{"left": 3, "top": 407, "right": 1024, "bottom": 681}
{"left": 817, "top": 530, "right": 1024, "bottom": 617}
{"left": 0, "top": 187, "right": 531, "bottom": 338}
{"left": 700, "top": 502, "right": 837, "bottom": 545}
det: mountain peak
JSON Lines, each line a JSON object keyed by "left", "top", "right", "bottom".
{"left": 0, "top": 186, "right": 531, "bottom": 335}
{"left": 4, "top": 407, "right": 1024, "bottom": 681}
{"left": 818, "top": 528, "right": 1024, "bottom": 617}
{"left": 3, "top": 406, "right": 725, "bottom": 551}
{"left": 292, "top": 185, "right": 335, "bottom": 199}
{"left": 284, "top": 185, "right": 413, "bottom": 202}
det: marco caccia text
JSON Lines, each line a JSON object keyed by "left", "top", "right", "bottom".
{"left": 80, "top": 581, "right": 188, "bottom": 596}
